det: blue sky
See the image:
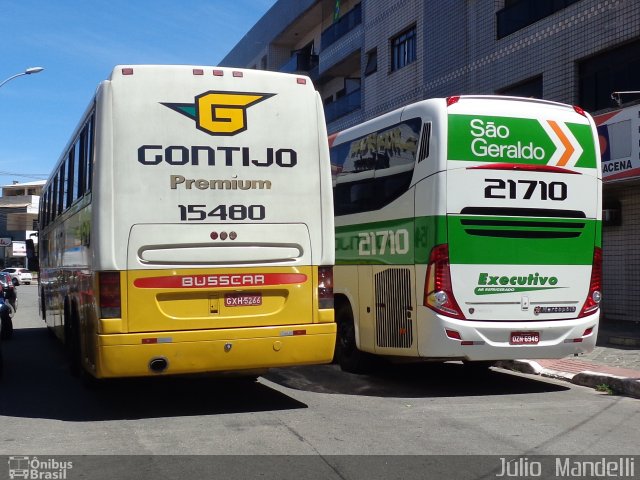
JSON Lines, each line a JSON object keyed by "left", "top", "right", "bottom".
{"left": 0, "top": 0, "right": 276, "bottom": 187}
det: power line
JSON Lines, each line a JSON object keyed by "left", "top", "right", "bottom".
{"left": 0, "top": 171, "right": 48, "bottom": 180}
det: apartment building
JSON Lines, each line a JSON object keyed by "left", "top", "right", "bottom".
{"left": 0, "top": 180, "right": 44, "bottom": 268}
{"left": 220, "top": 0, "right": 640, "bottom": 325}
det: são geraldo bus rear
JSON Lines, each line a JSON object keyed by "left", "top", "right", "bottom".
{"left": 330, "top": 95, "right": 602, "bottom": 372}
{"left": 38, "top": 65, "right": 335, "bottom": 379}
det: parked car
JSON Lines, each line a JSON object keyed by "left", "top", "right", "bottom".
{"left": 0, "top": 272, "right": 17, "bottom": 314}
{"left": 1, "top": 268, "right": 32, "bottom": 286}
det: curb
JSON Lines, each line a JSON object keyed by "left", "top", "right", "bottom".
{"left": 497, "top": 360, "right": 640, "bottom": 399}
{"left": 606, "top": 335, "right": 640, "bottom": 348}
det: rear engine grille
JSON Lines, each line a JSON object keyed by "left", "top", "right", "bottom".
{"left": 375, "top": 268, "right": 413, "bottom": 348}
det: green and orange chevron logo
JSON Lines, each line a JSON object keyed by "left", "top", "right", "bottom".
{"left": 448, "top": 114, "right": 597, "bottom": 169}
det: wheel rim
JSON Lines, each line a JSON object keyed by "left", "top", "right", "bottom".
{"left": 338, "top": 319, "right": 356, "bottom": 357}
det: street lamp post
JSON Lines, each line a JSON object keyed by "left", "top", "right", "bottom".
{"left": 0, "top": 66, "right": 44, "bottom": 270}
{"left": 0, "top": 67, "right": 44, "bottom": 89}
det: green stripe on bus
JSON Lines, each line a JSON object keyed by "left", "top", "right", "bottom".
{"left": 335, "top": 216, "right": 447, "bottom": 265}
{"left": 336, "top": 215, "right": 600, "bottom": 265}
{"left": 448, "top": 216, "right": 600, "bottom": 265}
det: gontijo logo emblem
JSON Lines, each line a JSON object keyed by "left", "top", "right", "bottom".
{"left": 162, "top": 91, "right": 275, "bottom": 136}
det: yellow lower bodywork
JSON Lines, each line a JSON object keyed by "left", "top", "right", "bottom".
{"left": 95, "top": 322, "right": 336, "bottom": 378}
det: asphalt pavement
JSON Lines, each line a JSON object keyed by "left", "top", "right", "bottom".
{"left": 13, "top": 281, "right": 640, "bottom": 399}
{"left": 499, "top": 319, "right": 640, "bottom": 399}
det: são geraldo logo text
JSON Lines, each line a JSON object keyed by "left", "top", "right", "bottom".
{"left": 162, "top": 91, "right": 274, "bottom": 136}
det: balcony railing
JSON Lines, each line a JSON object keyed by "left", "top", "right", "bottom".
{"left": 280, "top": 52, "right": 319, "bottom": 77}
{"left": 321, "top": 3, "right": 362, "bottom": 51}
{"left": 325, "top": 89, "right": 361, "bottom": 124}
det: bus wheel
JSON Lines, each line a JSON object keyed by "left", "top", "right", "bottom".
{"left": 335, "top": 303, "right": 372, "bottom": 374}
{"left": 66, "top": 312, "right": 81, "bottom": 377}
{"left": 66, "top": 310, "right": 100, "bottom": 388}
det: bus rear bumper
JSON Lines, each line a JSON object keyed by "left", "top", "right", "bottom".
{"left": 94, "top": 323, "right": 336, "bottom": 378}
{"left": 416, "top": 310, "right": 600, "bottom": 361}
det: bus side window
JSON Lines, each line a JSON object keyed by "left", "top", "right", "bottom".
{"left": 351, "top": 182, "right": 375, "bottom": 211}
{"left": 51, "top": 176, "right": 58, "bottom": 220}
{"left": 67, "top": 148, "right": 75, "bottom": 207}
{"left": 58, "top": 161, "right": 66, "bottom": 214}
{"left": 334, "top": 183, "right": 351, "bottom": 216}
{"left": 85, "top": 114, "right": 94, "bottom": 194}
{"left": 378, "top": 170, "right": 413, "bottom": 205}
{"left": 77, "top": 128, "right": 87, "bottom": 198}
{"left": 39, "top": 192, "right": 46, "bottom": 228}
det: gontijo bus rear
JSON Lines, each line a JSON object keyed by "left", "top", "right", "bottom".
{"left": 331, "top": 95, "right": 601, "bottom": 370}
{"left": 39, "top": 65, "right": 335, "bottom": 378}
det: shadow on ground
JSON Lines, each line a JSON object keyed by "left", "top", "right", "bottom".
{"left": 264, "top": 358, "right": 569, "bottom": 398}
{"left": 0, "top": 327, "right": 306, "bottom": 422}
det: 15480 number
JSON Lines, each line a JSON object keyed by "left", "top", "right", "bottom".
{"left": 178, "top": 204, "right": 266, "bottom": 221}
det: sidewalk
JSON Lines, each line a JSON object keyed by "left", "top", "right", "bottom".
{"left": 498, "top": 320, "right": 640, "bottom": 399}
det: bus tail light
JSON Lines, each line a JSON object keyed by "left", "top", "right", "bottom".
{"left": 99, "top": 272, "right": 121, "bottom": 319}
{"left": 318, "top": 266, "right": 334, "bottom": 309}
{"left": 573, "top": 105, "right": 587, "bottom": 117}
{"left": 424, "top": 245, "right": 465, "bottom": 319}
{"left": 578, "top": 247, "right": 602, "bottom": 318}
{"left": 446, "top": 96, "right": 460, "bottom": 107}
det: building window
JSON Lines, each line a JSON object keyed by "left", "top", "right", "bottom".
{"left": 391, "top": 26, "right": 416, "bottom": 72}
{"left": 497, "top": 0, "right": 582, "bottom": 39}
{"left": 364, "top": 48, "right": 378, "bottom": 76}
{"left": 497, "top": 75, "right": 543, "bottom": 98}
{"left": 579, "top": 40, "right": 640, "bottom": 112}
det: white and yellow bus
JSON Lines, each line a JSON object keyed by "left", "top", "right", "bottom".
{"left": 330, "top": 95, "right": 602, "bottom": 372}
{"left": 37, "top": 65, "right": 335, "bottom": 380}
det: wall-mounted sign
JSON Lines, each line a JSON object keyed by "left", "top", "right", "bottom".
{"left": 595, "top": 105, "right": 640, "bottom": 182}
{"left": 11, "top": 241, "right": 26, "bottom": 257}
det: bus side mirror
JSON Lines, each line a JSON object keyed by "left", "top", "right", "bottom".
{"left": 26, "top": 238, "right": 39, "bottom": 272}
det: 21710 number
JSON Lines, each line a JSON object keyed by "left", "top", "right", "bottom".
{"left": 178, "top": 204, "right": 266, "bottom": 221}
{"left": 484, "top": 179, "right": 567, "bottom": 201}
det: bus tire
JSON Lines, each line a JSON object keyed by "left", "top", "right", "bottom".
{"left": 66, "top": 306, "right": 100, "bottom": 388}
{"left": 65, "top": 306, "right": 81, "bottom": 377}
{"left": 335, "top": 303, "right": 373, "bottom": 374}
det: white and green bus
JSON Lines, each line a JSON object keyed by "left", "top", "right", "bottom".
{"left": 330, "top": 95, "right": 602, "bottom": 372}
